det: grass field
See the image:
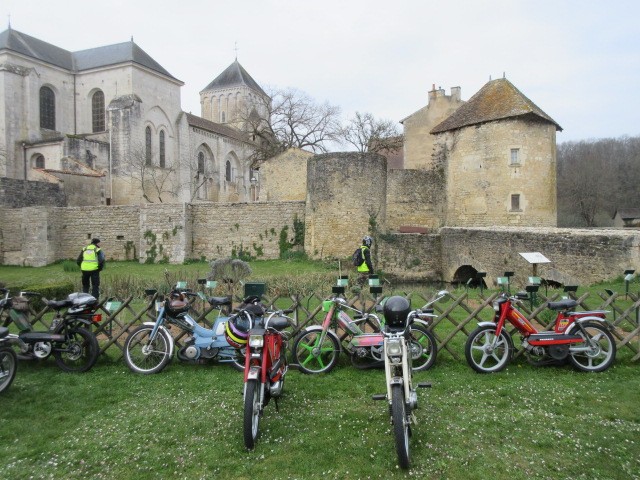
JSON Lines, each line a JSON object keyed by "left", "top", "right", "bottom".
{"left": 0, "top": 260, "right": 639, "bottom": 479}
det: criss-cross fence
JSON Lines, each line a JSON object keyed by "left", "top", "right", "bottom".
{"left": 22, "top": 288, "right": 640, "bottom": 363}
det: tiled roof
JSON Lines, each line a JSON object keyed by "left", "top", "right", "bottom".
{"left": 431, "top": 78, "right": 562, "bottom": 134}
{"left": 201, "top": 60, "right": 267, "bottom": 97}
{"left": 185, "top": 113, "right": 251, "bottom": 143}
{"left": 0, "top": 27, "right": 179, "bottom": 81}
{"left": 614, "top": 208, "right": 640, "bottom": 220}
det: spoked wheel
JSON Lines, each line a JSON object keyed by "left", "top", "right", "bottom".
{"left": 292, "top": 329, "right": 341, "bottom": 374}
{"left": 53, "top": 328, "right": 99, "bottom": 373}
{"left": 408, "top": 325, "right": 438, "bottom": 371}
{"left": 243, "top": 379, "right": 261, "bottom": 449}
{"left": 0, "top": 347, "right": 18, "bottom": 394}
{"left": 124, "top": 325, "right": 173, "bottom": 374}
{"left": 391, "top": 384, "right": 410, "bottom": 469}
{"left": 465, "top": 325, "right": 513, "bottom": 373}
{"left": 568, "top": 321, "right": 616, "bottom": 372}
{"left": 229, "top": 348, "right": 246, "bottom": 372}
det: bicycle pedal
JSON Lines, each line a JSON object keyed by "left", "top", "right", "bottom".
{"left": 372, "top": 394, "right": 386, "bottom": 401}
{"left": 417, "top": 382, "right": 432, "bottom": 389}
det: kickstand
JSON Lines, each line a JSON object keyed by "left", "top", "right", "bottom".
{"left": 274, "top": 397, "right": 279, "bottom": 412}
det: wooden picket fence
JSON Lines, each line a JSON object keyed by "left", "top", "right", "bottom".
{"left": 23, "top": 288, "right": 640, "bottom": 363}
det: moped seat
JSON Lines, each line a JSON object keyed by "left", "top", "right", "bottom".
{"left": 208, "top": 296, "right": 231, "bottom": 307}
{"left": 267, "top": 316, "right": 290, "bottom": 331}
{"left": 547, "top": 299, "right": 578, "bottom": 311}
{"left": 19, "top": 331, "right": 66, "bottom": 342}
{"left": 45, "top": 299, "right": 73, "bottom": 310}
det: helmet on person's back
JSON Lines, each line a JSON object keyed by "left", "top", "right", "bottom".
{"left": 362, "top": 235, "right": 373, "bottom": 247}
{"left": 383, "top": 296, "right": 411, "bottom": 330}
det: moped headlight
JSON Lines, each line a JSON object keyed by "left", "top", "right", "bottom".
{"left": 493, "top": 301, "right": 500, "bottom": 312}
{"left": 386, "top": 339, "right": 402, "bottom": 357}
{"left": 249, "top": 334, "right": 264, "bottom": 348}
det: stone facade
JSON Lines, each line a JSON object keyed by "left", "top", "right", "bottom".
{"left": 259, "top": 148, "right": 313, "bottom": 202}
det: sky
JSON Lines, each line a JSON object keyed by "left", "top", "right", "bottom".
{"left": 2, "top": 0, "right": 639, "bottom": 143}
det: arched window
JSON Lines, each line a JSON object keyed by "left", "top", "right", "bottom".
{"left": 92, "top": 90, "right": 105, "bottom": 132}
{"left": 145, "top": 127, "right": 152, "bottom": 166}
{"left": 34, "top": 154, "right": 45, "bottom": 169}
{"left": 39, "top": 86, "right": 55, "bottom": 130}
{"left": 197, "top": 152, "right": 205, "bottom": 174}
{"left": 159, "top": 131, "right": 166, "bottom": 168}
{"left": 225, "top": 160, "right": 232, "bottom": 182}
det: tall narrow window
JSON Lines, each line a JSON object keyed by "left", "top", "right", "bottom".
{"left": 221, "top": 111, "right": 226, "bottom": 123}
{"left": 510, "top": 148, "right": 520, "bottom": 165}
{"left": 197, "top": 152, "right": 205, "bottom": 174}
{"left": 159, "top": 131, "right": 166, "bottom": 168}
{"left": 92, "top": 91, "right": 105, "bottom": 132}
{"left": 145, "top": 127, "right": 152, "bottom": 166}
{"left": 40, "top": 86, "right": 55, "bottom": 130}
{"left": 511, "top": 194, "right": 521, "bottom": 211}
{"left": 225, "top": 160, "right": 232, "bottom": 181}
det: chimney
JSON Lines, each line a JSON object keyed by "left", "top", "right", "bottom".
{"left": 451, "top": 86, "right": 461, "bottom": 102}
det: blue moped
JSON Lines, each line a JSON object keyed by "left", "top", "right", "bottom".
{"left": 123, "top": 287, "right": 263, "bottom": 374}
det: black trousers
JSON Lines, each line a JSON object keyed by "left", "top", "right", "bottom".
{"left": 81, "top": 270, "right": 100, "bottom": 299}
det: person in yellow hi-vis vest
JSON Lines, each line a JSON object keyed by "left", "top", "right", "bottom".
{"left": 356, "top": 235, "right": 374, "bottom": 286}
{"left": 76, "top": 238, "right": 106, "bottom": 299}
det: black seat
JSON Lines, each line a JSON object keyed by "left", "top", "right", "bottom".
{"left": 267, "top": 316, "right": 290, "bottom": 331}
{"left": 547, "top": 299, "right": 578, "bottom": 311}
{"left": 208, "top": 296, "right": 232, "bottom": 307}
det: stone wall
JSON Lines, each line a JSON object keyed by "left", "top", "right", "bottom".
{"left": 386, "top": 169, "right": 445, "bottom": 231}
{"left": 260, "top": 148, "right": 312, "bottom": 202}
{"left": 0, "top": 177, "right": 66, "bottom": 208}
{"left": 305, "top": 152, "right": 387, "bottom": 259}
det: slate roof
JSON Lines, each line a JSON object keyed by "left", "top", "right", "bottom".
{"left": 0, "top": 27, "right": 179, "bottom": 81}
{"left": 201, "top": 60, "right": 267, "bottom": 97}
{"left": 431, "top": 78, "right": 562, "bottom": 134}
{"left": 614, "top": 208, "right": 640, "bottom": 220}
{"left": 185, "top": 113, "right": 251, "bottom": 143}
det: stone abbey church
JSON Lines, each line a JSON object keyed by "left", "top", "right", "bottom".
{"left": 0, "top": 26, "right": 570, "bottom": 253}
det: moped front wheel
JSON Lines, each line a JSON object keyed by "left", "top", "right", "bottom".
{"left": 0, "top": 347, "right": 17, "bottom": 394}
{"left": 568, "top": 321, "right": 616, "bottom": 372}
{"left": 408, "top": 325, "right": 438, "bottom": 371}
{"left": 391, "top": 384, "right": 410, "bottom": 469}
{"left": 54, "top": 327, "right": 99, "bottom": 373}
{"left": 465, "top": 325, "right": 513, "bottom": 373}
{"left": 292, "top": 329, "right": 340, "bottom": 374}
{"left": 124, "top": 325, "right": 173, "bottom": 374}
{"left": 243, "top": 379, "right": 261, "bottom": 449}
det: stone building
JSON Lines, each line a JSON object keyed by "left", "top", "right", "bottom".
{"left": 0, "top": 27, "right": 263, "bottom": 206}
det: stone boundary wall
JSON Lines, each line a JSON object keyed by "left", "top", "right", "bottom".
{"left": 0, "top": 202, "right": 305, "bottom": 267}
{"left": 386, "top": 169, "right": 445, "bottom": 231}
{"left": 0, "top": 177, "right": 66, "bottom": 208}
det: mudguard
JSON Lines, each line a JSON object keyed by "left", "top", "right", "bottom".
{"left": 247, "top": 365, "right": 261, "bottom": 381}
{"left": 475, "top": 322, "right": 498, "bottom": 328}
{"left": 141, "top": 321, "right": 175, "bottom": 357}
{"left": 566, "top": 316, "right": 612, "bottom": 332}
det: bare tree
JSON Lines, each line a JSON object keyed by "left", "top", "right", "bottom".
{"left": 240, "top": 87, "right": 342, "bottom": 166}
{"left": 341, "top": 111, "right": 403, "bottom": 153}
{"left": 119, "top": 142, "right": 178, "bottom": 203}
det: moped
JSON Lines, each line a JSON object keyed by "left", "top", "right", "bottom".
{"left": 0, "top": 326, "right": 26, "bottom": 393}
{"left": 123, "top": 287, "right": 261, "bottom": 374}
{"left": 292, "top": 285, "right": 438, "bottom": 373}
{"left": 0, "top": 289, "right": 101, "bottom": 372}
{"left": 465, "top": 292, "right": 617, "bottom": 373}
{"left": 371, "top": 291, "right": 447, "bottom": 469}
{"left": 241, "top": 308, "right": 294, "bottom": 449}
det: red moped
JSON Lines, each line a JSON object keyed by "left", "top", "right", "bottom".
{"left": 465, "top": 292, "right": 616, "bottom": 373}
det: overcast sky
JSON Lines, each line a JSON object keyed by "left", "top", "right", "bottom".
{"left": 2, "top": 0, "right": 639, "bottom": 143}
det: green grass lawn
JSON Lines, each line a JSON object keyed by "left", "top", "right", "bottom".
{"left": 1, "top": 261, "right": 639, "bottom": 479}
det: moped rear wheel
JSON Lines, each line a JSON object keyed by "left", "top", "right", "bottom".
{"left": 124, "top": 325, "right": 172, "bottom": 374}
{"left": 0, "top": 347, "right": 17, "bottom": 393}
{"left": 243, "top": 379, "right": 261, "bottom": 449}
{"left": 408, "top": 325, "right": 437, "bottom": 371}
{"left": 229, "top": 348, "right": 246, "bottom": 372}
{"left": 465, "top": 325, "right": 513, "bottom": 373}
{"left": 54, "top": 327, "right": 99, "bottom": 373}
{"left": 292, "top": 329, "right": 340, "bottom": 374}
{"left": 568, "top": 321, "right": 616, "bottom": 372}
{"left": 391, "top": 384, "right": 410, "bottom": 469}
